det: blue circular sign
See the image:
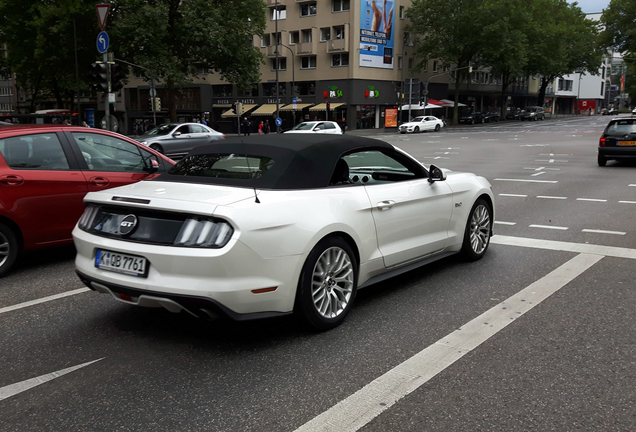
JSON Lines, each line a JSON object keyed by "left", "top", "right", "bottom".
{"left": 275, "top": 117, "right": 282, "bottom": 126}
{"left": 97, "top": 31, "right": 109, "bottom": 53}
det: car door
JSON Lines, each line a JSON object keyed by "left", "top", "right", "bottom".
{"left": 188, "top": 124, "right": 213, "bottom": 150}
{"left": 0, "top": 131, "right": 88, "bottom": 246}
{"left": 64, "top": 131, "right": 163, "bottom": 192}
{"left": 169, "top": 124, "right": 195, "bottom": 154}
{"left": 343, "top": 150, "right": 454, "bottom": 268}
{"left": 313, "top": 123, "right": 327, "bottom": 133}
{"left": 423, "top": 117, "right": 436, "bottom": 131}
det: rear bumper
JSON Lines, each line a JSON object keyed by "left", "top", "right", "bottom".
{"left": 598, "top": 147, "right": 636, "bottom": 159}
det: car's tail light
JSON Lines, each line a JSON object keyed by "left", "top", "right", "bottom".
{"left": 599, "top": 137, "right": 606, "bottom": 147}
{"left": 222, "top": 134, "right": 226, "bottom": 139}
{"left": 78, "top": 204, "right": 99, "bottom": 230}
{"left": 174, "top": 218, "right": 233, "bottom": 248}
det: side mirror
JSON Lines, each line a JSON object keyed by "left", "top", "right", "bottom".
{"left": 173, "top": 131, "right": 181, "bottom": 137}
{"left": 143, "top": 155, "right": 160, "bottom": 173}
{"left": 428, "top": 164, "right": 446, "bottom": 183}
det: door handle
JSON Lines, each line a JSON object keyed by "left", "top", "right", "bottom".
{"left": 377, "top": 200, "right": 395, "bottom": 211}
{"left": 89, "top": 176, "right": 109, "bottom": 187}
{"left": 0, "top": 174, "right": 24, "bottom": 185}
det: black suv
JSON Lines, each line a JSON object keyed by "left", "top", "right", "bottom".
{"left": 598, "top": 118, "right": 636, "bottom": 166}
{"left": 521, "top": 106, "right": 545, "bottom": 121}
{"left": 459, "top": 112, "right": 485, "bottom": 124}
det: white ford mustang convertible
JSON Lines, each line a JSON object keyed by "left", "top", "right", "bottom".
{"left": 73, "top": 135, "right": 494, "bottom": 330}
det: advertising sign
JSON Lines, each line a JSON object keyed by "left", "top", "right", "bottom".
{"left": 384, "top": 108, "right": 398, "bottom": 127}
{"left": 360, "top": 0, "right": 394, "bottom": 69}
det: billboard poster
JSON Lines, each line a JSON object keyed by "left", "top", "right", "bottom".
{"left": 360, "top": 0, "right": 394, "bottom": 69}
{"left": 384, "top": 108, "right": 398, "bottom": 127}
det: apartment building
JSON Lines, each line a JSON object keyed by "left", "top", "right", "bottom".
{"left": 0, "top": 44, "right": 16, "bottom": 117}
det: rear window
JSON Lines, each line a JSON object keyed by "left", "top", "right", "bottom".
{"left": 169, "top": 153, "right": 274, "bottom": 180}
{"left": 606, "top": 120, "right": 636, "bottom": 135}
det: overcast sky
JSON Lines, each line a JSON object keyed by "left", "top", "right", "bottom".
{"left": 569, "top": 0, "right": 611, "bottom": 13}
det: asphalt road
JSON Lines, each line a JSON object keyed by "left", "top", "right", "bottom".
{"left": 1, "top": 115, "right": 635, "bottom": 431}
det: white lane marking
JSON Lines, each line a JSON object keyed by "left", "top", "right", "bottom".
{"left": 435, "top": 152, "right": 458, "bottom": 155}
{"left": 520, "top": 144, "right": 547, "bottom": 147}
{"left": 498, "top": 194, "right": 527, "bottom": 197}
{"left": 535, "top": 159, "right": 568, "bottom": 163}
{"left": 0, "top": 287, "right": 91, "bottom": 316}
{"left": 531, "top": 172, "right": 546, "bottom": 177}
{"left": 537, "top": 196, "right": 567, "bottom": 200}
{"left": 582, "top": 229, "right": 626, "bottom": 235}
{"left": 0, "top": 358, "right": 104, "bottom": 401}
{"left": 494, "top": 178, "right": 558, "bottom": 184}
{"left": 539, "top": 153, "right": 569, "bottom": 156}
{"left": 294, "top": 253, "right": 602, "bottom": 432}
{"left": 576, "top": 198, "right": 607, "bottom": 202}
{"left": 629, "top": 184, "right": 636, "bottom": 187}
{"left": 421, "top": 156, "right": 449, "bottom": 160}
{"left": 491, "top": 235, "right": 636, "bottom": 259}
{"left": 529, "top": 224, "right": 569, "bottom": 230}
{"left": 494, "top": 221, "right": 516, "bottom": 225}
{"left": 524, "top": 167, "right": 560, "bottom": 171}
{"left": 619, "top": 201, "right": 636, "bottom": 204}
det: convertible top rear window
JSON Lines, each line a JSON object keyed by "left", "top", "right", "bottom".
{"left": 169, "top": 154, "right": 274, "bottom": 180}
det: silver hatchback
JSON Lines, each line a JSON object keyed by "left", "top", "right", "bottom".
{"left": 136, "top": 123, "right": 225, "bottom": 159}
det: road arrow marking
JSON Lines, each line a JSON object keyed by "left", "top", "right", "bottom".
{"left": 0, "top": 358, "right": 104, "bottom": 401}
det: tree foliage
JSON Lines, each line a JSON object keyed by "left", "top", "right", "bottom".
{"left": 109, "top": 0, "right": 266, "bottom": 121}
{"left": 600, "top": 0, "right": 636, "bottom": 55}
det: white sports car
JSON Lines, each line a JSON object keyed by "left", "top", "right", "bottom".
{"left": 73, "top": 135, "right": 494, "bottom": 330}
{"left": 399, "top": 116, "right": 444, "bottom": 134}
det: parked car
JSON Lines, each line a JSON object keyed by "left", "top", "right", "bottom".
{"left": 598, "top": 117, "right": 636, "bottom": 166}
{"left": 483, "top": 112, "right": 500, "bottom": 123}
{"left": 73, "top": 135, "right": 494, "bottom": 331}
{"left": 521, "top": 106, "right": 545, "bottom": 121}
{"left": 459, "top": 112, "right": 485, "bottom": 124}
{"left": 135, "top": 123, "right": 225, "bottom": 159}
{"left": 506, "top": 108, "right": 524, "bottom": 120}
{"left": 398, "top": 116, "right": 444, "bottom": 133}
{"left": 284, "top": 121, "right": 344, "bottom": 135}
{"left": 0, "top": 125, "right": 175, "bottom": 276}
{"left": 602, "top": 108, "right": 618, "bottom": 116}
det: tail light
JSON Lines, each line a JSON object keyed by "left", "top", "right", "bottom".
{"left": 222, "top": 134, "right": 226, "bottom": 139}
{"left": 599, "top": 137, "right": 606, "bottom": 147}
{"left": 78, "top": 204, "right": 99, "bottom": 230}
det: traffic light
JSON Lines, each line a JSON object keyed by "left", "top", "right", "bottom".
{"left": 154, "top": 97, "right": 161, "bottom": 111}
{"left": 89, "top": 62, "right": 108, "bottom": 92}
{"left": 231, "top": 103, "right": 237, "bottom": 115}
{"left": 326, "top": 101, "right": 330, "bottom": 121}
{"left": 111, "top": 63, "right": 124, "bottom": 92}
{"left": 236, "top": 102, "right": 243, "bottom": 116}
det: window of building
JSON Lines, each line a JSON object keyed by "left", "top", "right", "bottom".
{"left": 408, "top": 58, "right": 413, "bottom": 70}
{"left": 334, "top": 25, "right": 345, "bottom": 39}
{"left": 399, "top": 6, "right": 405, "bottom": 19}
{"left": 213, "top": 84, "right": 233, "bottom": 97}
{"left": 290, "top": 31, "right": 300, "bottom": 45}
{"left": 301, "top": 2, "right": 317, "bottom": 17}
{"left": 301, "top": 29, "right": 312, "bottom": 43}
{"left": 262, "top": 83, "right": 276, "bottom": 97}
{"left": 239, "top": 85, "right": 258, "bottom": 97}
{"left": 271, "top": 32, "right": 282, "bottom": 45}
{"left": 301, "top": 56, "right": 317, "bottom": 69}
{"left": 261, "top": 34, "right": 270, "bottom": 47}
{"left": 320, "top": 27, "right": 331, "bottom": 42}
{"left": 398, "top": 56, "right": 403, "bottom": 70}
{"left": 432, "top": 60, "right": 438, "bottom": 72}
{"left": 332, "top": 53, "right": 349, "bottom": 67}
{"left": 601, "top": 66, "right": 605, "bottom": 79}
{"left": 298, "top": 81, "right": 316, "bottom": 95}
{"left": 332, "top": 0, "right": 350, "bottom": 12}
{"left": 271, "top": 6, "right": 286, "bottom": 20}
{"left": 272, "top": 58, "right": 287, "bottom": 71}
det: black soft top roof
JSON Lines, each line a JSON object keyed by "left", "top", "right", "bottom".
{"left": 154, "top": 134, "right": 396, "bottom": 189}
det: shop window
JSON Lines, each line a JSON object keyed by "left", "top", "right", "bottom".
{"left": 356, "top": 105, "right": 376, "bottom": 130}
{"left": 332, "top": 0, "right": 349, "bottom": 12}
{"left": 301, "top": 3, "right": 317, "bottom": 17}
{"left": 272, "top": 58, "right": 287, "bottom": 71}
{"left": 320, "top": 27, "right": 331, "bottom": 42}
{"left": 262, "top": 83, "right": 276, "bottom": 97}
{"left": 301, "top": 56, "right": 317, "bottom": 69}
{"left": 332, "top": 53, "right": 349, "bottom": 67}
{"left": 239, "top": 85, "right": 258, "bottom": 97}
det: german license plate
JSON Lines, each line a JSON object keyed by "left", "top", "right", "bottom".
{"left": 617, "top": 141, "right": 636, "bottom": 146}
{"left": 95, "top": 249, "right": 148, "bottom": 277}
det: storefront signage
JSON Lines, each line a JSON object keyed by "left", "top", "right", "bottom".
{"left": 324, "top": 86, "right": 343, "bottom": 98}
{"left": 267, "top": 98, "right": 282, "bottom": 104}
{"left": 214, "top": 99, "right": 231, "bottom": 105}
{"left": 238, "top": 99, "right": 255, "bottom": 104}
{"left": 364, "top": 85, "right": 379, "bottom": 98}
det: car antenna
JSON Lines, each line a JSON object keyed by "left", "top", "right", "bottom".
{"left": 241, "top": 140, "right": 260, "bottom": 203}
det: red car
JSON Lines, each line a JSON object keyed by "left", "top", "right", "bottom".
{"left": 0, "top": 125, "right": 175, "bottom": 276}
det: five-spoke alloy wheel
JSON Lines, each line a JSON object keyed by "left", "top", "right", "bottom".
{"left": 461, "top": 198, "right": 492, "bottom": 261}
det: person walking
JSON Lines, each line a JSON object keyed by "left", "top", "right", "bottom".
{"left": 258, "top": 121, "right": 264, "bottom": 135}
{"left": 264, "top": 120, "right": 270, "bottom": 134}
{"left": 242, "top": 117, "right": 250, "bottom": 136}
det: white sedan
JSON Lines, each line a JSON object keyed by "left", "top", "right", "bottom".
{"left": 399, "top": 116, "right": 444, "bottom": 134}
{"left": 284, "top": 121, "right": 343, "bottom": 134}
{"left": 73, "top": 135, "right": 494, "bottom": 330}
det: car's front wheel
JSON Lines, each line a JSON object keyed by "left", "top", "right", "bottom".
{"left": 295, "top": 237, "right": 357, "bottom": 331}
{"left": 460, "top": 199, "right": 492, "bottom": 261}
{"left": 414, "top": 126, "right": 420, "bottom": 133}
{"left": 0, "top": 223, "right": 18, "bottom": 277}
{"left": 597, "top": 154, "right": 607, "bottom": 167}
{"left": 435, "top": 124, "right": 440, "bottom": 131}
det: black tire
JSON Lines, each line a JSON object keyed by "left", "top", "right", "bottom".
{"left": 295, "top": 237, "right": 358, "bottom": 331}
{"left": 414, "top": 126, "right": 420, "bottom": 133}
{"left": 597, "top": 154, "right": 607, "bottom": 167}
{"left": 149, "top": 144, "right": 163, "bottom": 154}
{"left": 460, "top": 199, "right": 492, "bottom": 261}
{"left": 0, "top": 223, "right": 18, "bottom": 278}
{"left": 435, "top": 124, "right": 440, "bottom": 131}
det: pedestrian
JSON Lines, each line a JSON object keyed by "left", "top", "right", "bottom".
{"left": 258, "top": 120, "right": 264, "bottom": 135}
{"left": 82, "top": 121, "right": 90, "bottom": 128}
{"left": 588, "top": 106, "right": 592, "bottom": 116}
{"left": 242, "top": 117, "right": 250, "bottom": 136}
{"left": 202, "top": 118, "right": 208, "bottom": 126}
{"left": 264, "top": 120, "right": 270, "bottom": 134}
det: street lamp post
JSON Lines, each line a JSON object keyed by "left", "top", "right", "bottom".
{"left": 277, "top": 43, "right": 296, "bottom": 127}
{"left": 275, "top": 0, "right": 280, "bottom": 132}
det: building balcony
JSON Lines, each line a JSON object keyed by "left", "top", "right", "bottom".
{"left": 265, "top": 45, "right": 287, "bottom": 58}
{"left": 265, "top": 0, "right": 286, "bottom": 6}
{"left": 296, "top": 40, "right": 317, "bottom": 56}
{"left": 327, "top": 38, "right": 348, "bottom": 53}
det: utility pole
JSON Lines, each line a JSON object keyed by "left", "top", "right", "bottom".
{"left": 275, "top": 0, "right": 280, "bottom": 132}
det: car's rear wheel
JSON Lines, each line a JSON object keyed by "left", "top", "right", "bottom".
{"left": 149, "top": 144, "right": 163, "bottom": 154}
{"left": 597, "top": 154, "right": 607, "bottom": 167}
{"left": 435, "top": 124, "right": 440, "bottom": 131}
{"left": 414, "top": 126, "right": 420, "bottom": 133}
{"left": 461, "top": 199, "right": 492, "bottom": 261}
{"left": 295, "top": 237, "right": 357, "bottom": 331}
{"left": 0, "top": 223, "right": 18, "bottom": 277}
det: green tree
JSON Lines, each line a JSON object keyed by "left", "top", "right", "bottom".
{"left": 109, "top": 0, "right": 266, "bottom": 122}
{"left": 524, "top": 0, "right": 602, "bottom": 108}
{"left": 600, "top": 0, "right": 636, "bottom": 55}
{"left": 0, "top": 0, "right": 97, "bottom": 111}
